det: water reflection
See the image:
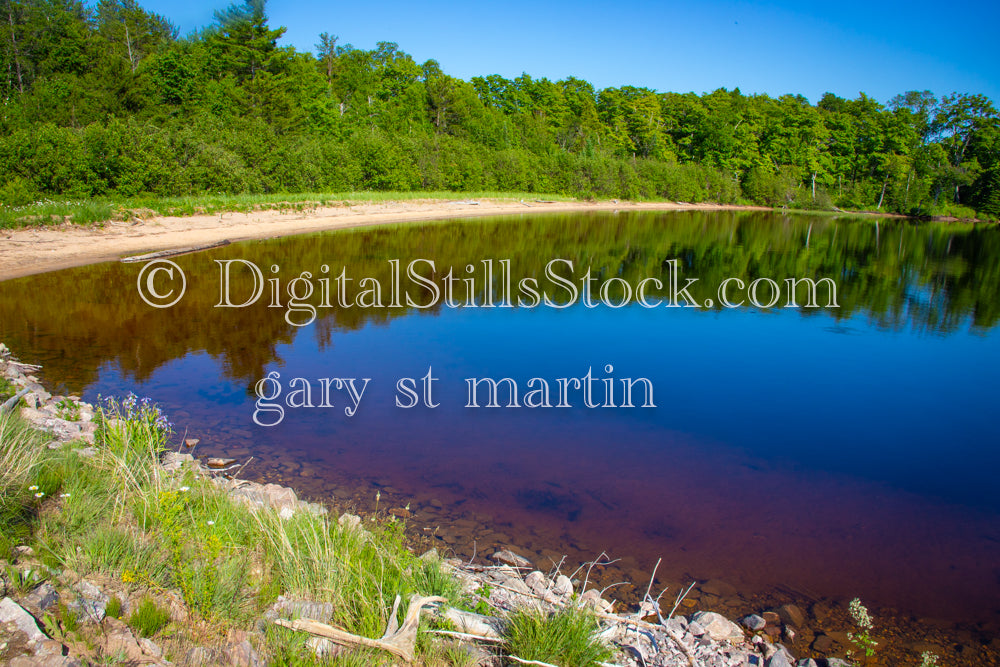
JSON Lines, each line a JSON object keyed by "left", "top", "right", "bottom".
{"left": 2, "top": 210, "right": 999, "bottom": 622}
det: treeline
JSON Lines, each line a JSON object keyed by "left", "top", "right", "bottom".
{"left": 0, "top": 0, "right": 997, "bottom": 217}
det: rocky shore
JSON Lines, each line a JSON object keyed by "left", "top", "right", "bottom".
{"left": 0, "top": 342, "right": 919, "bottom": 666}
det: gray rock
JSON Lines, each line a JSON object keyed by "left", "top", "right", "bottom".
{"left": 490, "top": 549, "right": 532, "bottom": 569}
{"left": 69, "top": 580, "right": 108, "bottom": 623}
{"left": 25, "top": 583, "right": 59, "bottom": 612}
{"left": 525, "top": 571, "right": 548, "bottom": 595}
{"left": 139, "top": 637, "right": 163, "bottom": 658}
{"left": 688, "top": 620, "right": 706, "bottom": 637}
{"left": 226, "top": 639, "right": 262, "bottom": 666}
{"left": 767, "top": 651, "right": 794, "bottom": 667}
{"left": 822, "top": 660, "right": 855, "bottom": 667}
{"left": 741, "top": 614, "right": 767, "bottom": 631}
{"left": 692, "top": 610, "right": 745, "bottom": 643}
{"left": 552, "top": 574, "right": 573, "bottom": 597}
{"left": 797, "top": 660, "right": 820, "bottom": 667}
{"left": 262, "top": 483, "right": 297, "bottom": 510}
{"left": 0, "top": 597, "right": 47, "bottom": 644}
{"left": 338, "top": 513, "right": 362, "bottom": 531}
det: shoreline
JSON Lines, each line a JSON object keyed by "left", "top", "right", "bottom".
{"left": 0, "top": 197, "right": 859, "bottom": 282}
{"left": 1, "top": 342, "right": 993, "bottom": 665}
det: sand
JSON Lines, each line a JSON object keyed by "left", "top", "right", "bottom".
{"left": 0, "top": 199, "right": 773, "bottom": 282}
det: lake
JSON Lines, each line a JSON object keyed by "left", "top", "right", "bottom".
{"left": 2, "top": 210, "right": 999, "bottom": 630}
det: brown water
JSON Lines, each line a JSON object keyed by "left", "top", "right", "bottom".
{"left": 2, "top": 211, "right": 1000, "bottom": 652}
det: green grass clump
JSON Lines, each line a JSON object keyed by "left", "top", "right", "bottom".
{"left": 503, "top": 605, "right": 612, "bottom": 667}
{"left": 105, "top": 595, "right": 123, "bottom": 619}
{"left": 127, "top": 597, "right": 170, "bottom": 637}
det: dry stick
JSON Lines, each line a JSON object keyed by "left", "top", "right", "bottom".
{"left": 275, "top": 594, "right": 446, "bottom": 663}
{"left": 508, "top": 656, "right": 559, "bottom": 667}
{"left": 426, "top": 629, "right": 503, "bottom": 643}
{"left": 667, "top": 581, "right": 697, "bottom": 619}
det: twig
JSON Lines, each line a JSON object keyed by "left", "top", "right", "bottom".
{"left": 667, "top": 581, "right": 696, "bottom": 619}
{"left": 426, "top": 629, "right": 502, "bottom": 643}
{"left": 508, "top": 656, "right": 559, "bottom": 667}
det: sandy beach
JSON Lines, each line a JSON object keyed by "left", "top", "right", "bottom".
{"left": 0, "top": 199, "right": 776, "bottom": 281}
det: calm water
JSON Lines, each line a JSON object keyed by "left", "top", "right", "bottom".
{"left": 2, "top": 211, "right": 999, "bottom": 624}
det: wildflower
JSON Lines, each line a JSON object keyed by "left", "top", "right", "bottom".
{"left": 28, "top": 485, "right": 38, "bottom": 491}
{"left": 60, "top": 493, "right": 71, "bottom": 498}
{"left": 179, "top": 486, "right": 190, "bottom": 492}
{"left": 34, "top": 492, "right": 44, "bottom": 498}
{"left": 206, "top": 520, "right": 215, "bottom": 526}
{"left": 121, "top": 570, "right": 135, "bottom": 583}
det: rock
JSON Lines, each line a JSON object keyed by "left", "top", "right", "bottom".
{"left": 102, "top": 618, "right": 144, "bottom": 663}
{"left": 69, "top": 580, "right": 108, "bottom": 623}
{"left": 490, "top": 549, "right": 532, "bottom": 569}
{"left": 777, "top": 603, "right": 806, "bottom": 629}
{"left": 552, "top": 574, "right": 573, "bottom": 597}
{"left": 525, "top": 571, "right": 548, "bottom": 595}
{"left": 811, "top": 634, "right": 833, "bottom": 651}
{"left": 0, "top": 597, "right": 47, "bottom": 644}
{"left": 73, "top": 447, "right": 97, "bottom": 459}
{"left": 797, "top": 660, "right": 820, "bottom": 667}
{"left": 14, "top": 546, "right": 34, "bottom": 557}
{"left": 688, "top": 620, "right": 705, "bottom": 637}
{"left": 762, "top": 611, "right": 781, "bottom": 626}
{"left": 783, "top": 625, "right": 797, "bottom": 643}
{"left": 226, "top": 639, "right": 261, "bottom": 666}
{"left": 278, "top": 507, "right": 295, "bottom": 520}
{"left": 261, "top": 484, "right": 297, "bottom": 510}
{"left": 24, "top": 583, "right": 59, "bottom": 612}
{"left": 418, "top": 548, "right": 439, "bottom": 562}
{"left": 766, "top": 650, "right": 795, "bottom": 667}
{"left": 161, "top": 452, "right": 194, "bottom": 471}
{"left": 184, "top": 438, "right": 200, "bottom": 448}
{"left": 185, "top": 647, "right": 218, "bottom": 664}
{"left": 741, "top": 614, "right": 767, "bottom": 631}
{"left": 139, "top": 637, "right": 162, "bottom": 658}
{"left": 338, "top": 513, "right": 361, "bottom": 531}
{"left": 206, "top": 457, "right": 236, "bottom": 468}
{"left": 691, "top": 611, "right": 745, "bottom": 643}
{"left": 823, "top": 659, "right": 854, "bottom": 667}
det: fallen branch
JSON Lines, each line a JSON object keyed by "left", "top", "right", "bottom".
{"left": 426, "top": 629, "right": 503, "bottom": 643}
{"left": 120, "top": 240, "right": 230, "bottom": 263}
{"left": 274, "top": 594, "right": 446, "bottom": 663}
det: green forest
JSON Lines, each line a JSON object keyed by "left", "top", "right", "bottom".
{"left": 1, "top": 0, "right": 998, "bottom": 218}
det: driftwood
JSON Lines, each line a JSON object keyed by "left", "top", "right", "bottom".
{"left": 1, "top": 388, "right": 30, "bottom": 414}
{"left": 119, "top": 240, "right": 230, "bottom": 263}
{"left": 274, "top": 594, "right": 446, "bottom": 663}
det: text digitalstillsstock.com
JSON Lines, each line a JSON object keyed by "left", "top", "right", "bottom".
{"left": 136, "top": 257, "right": 840, "bottom": 319}
{"left": 252, "top": 366, "right": 656, "bottom": 426}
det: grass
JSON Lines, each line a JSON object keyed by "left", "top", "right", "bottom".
{"left": 0, "top": 411, "right": 46, "bottom": 553}
{"left": 503, "top": 605, "right": 612, "bottom": 667}
{"left": 0, "top": 191, "right": 577, "bottom": 230}
{"left": 127, "top": 597, "right": 171, "bottom": 637}
{"left": 4, "top": 394, "right": 467, "bottom": 663}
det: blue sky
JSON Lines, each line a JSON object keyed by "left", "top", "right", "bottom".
{"left": 140, "top": 0, "right": 999, "bottom": 105}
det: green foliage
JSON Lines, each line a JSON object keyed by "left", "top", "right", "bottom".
{"left": 0, "top": 0, "right": 993, "bottom": 218}
{"left": 105, "top": 595, "right": 124, "bottom": 619}
{"left": 127, "top": 597, "right": 171, "bottom": 637}
{"left": 503, "top": 605, "right": 613, "bottom": 667}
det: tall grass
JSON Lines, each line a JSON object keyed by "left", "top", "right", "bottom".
{"left": 0, "top": 413, "right": 45, "bottom": 553}
{"left": 503, "top": 605, "right": 612, "bottom": 667}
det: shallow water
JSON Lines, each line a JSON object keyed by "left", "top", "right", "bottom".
{"left": 2, "top": 210, "right": 999, "bottom": 625}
